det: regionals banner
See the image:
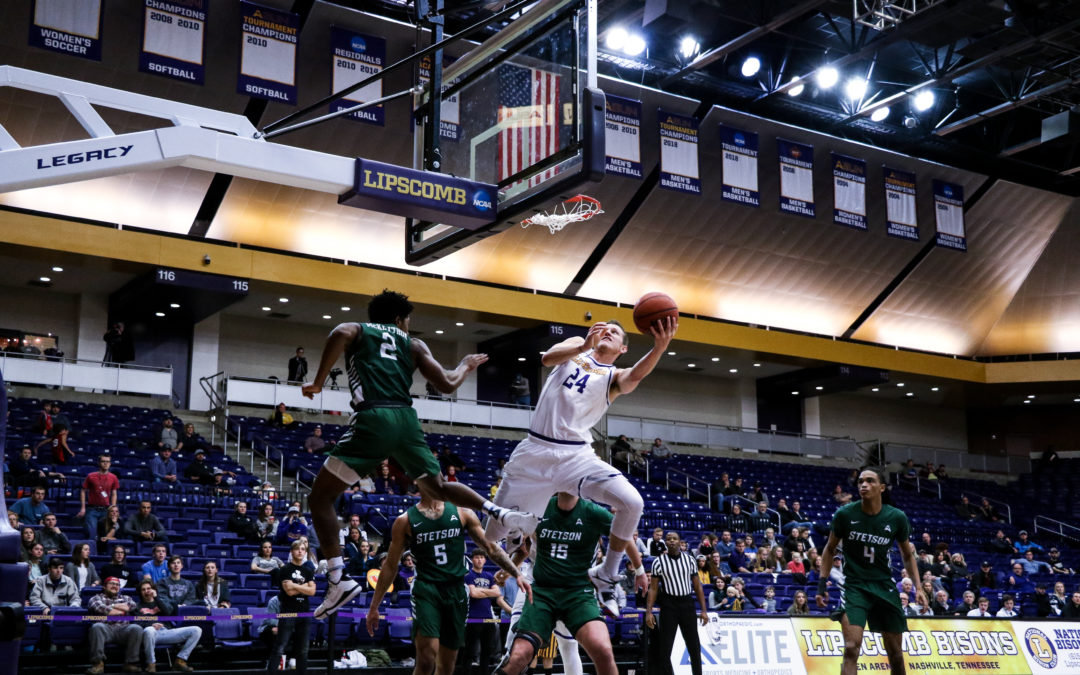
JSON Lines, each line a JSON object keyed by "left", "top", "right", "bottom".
{"left": 238, "top": 2, "right": 299, "bottom": 103}
{"left": 832, "top": 153, "right": 867, "bottom": 230}
{"left": 778, "top": 139, "right": 814, "bottom": 218}
{"left": 884, "top": 166, "right": 919, "bottom": 241}
{"left": 140, "top": 0, "right": 207, "bottom": 84}
{"left": 30, "top": 0, "right": 104, "bottom": 61}
{"left": 934, "top": 180, "right": 966, "bottom": 251}
{"left": 658, "top": 110, "right": 700, "bottom": 194}
{"left": 330, "top": 28, "right": 387, "bottom": 126}
{"left": 719, "top": 124, "right": 759, "bottom": 207}
{"left": 605, "top": 95, "right": 642, "bottom": 179}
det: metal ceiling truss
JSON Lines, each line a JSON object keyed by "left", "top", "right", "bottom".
{"left": 852, "top": 0, "right": 946, "bottom": 31}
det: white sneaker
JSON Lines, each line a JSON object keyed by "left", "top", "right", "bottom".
{"left": 588, "top": 564, "right": 624, "bottom": 618}
{"left": 287, "top": 657, "right": 296, "bottom": 669}
{"left": 314, "top": 576, "right": 363, "bottom": 619}
{"left": 492, "top": 507, "right": 540, "bottom": 535}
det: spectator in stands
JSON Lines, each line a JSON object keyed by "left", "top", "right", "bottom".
{"left": 1038, "top": 446, "right": 1059, "bottom": 473}
{"left": 831, "top": 484, "right": 853, "bottom": 504}
{"left": 337, "top": 513, "right": 365, "bottom": 546}
{"left": 996, "top": 594, "right": 1019, "bottom": 618}
{"left": 437, "top": 444, "right": 467, "bottom": 473}
{"left": 256, "top": 503, "right": 278, "bottom": 541}
{"left": 786, "top": 552, "right": 806, "bottom": 578}
{"left": 979, "top": 497, "right": 1001, "bottom": 522}
{"left": 157, "top": 556, "right": 197, "bottom": 607}
{"left": 989, "top": 530, "right": 1014, "bottom": 554}
{"left": 179, "top": 423, "right": 209, "bottom": 454}
{"left": 38, "top": 512, "right": 71, "bottom": 556}
{"left": 897, "top": 577, "right": 915, "bottom": 598}
{"left": 1050, "top": 581, "right": 1068, "bottom": 616}
{"left": 1015, "top": 550, "right": 1051, "bottom": 576}
{"left": 303, "top": 426, "right": 326, "bottom": 454}
{"left": 953, "top": 590, "right": 977, "bottom": 616}
{"left": 728, "top": 540, "right": 751, "bottom": 574}
{"left": 782, "top": 527, "right": 804, "bottom": 562}
{"left": 49, "top": 403, "right": 71, "bottom": 434}
{"left": 1033, "top": 583, "right": 1053, "bottom": 617}
{"left": 916, "top": 532, "right": 935, "bottom": 555}
{"left": 252, "top": 540, "right": 285, "bottom": 575}
{"left": 787, "top": 590, "right": 810, "bottom": 616}
{"left": 649, "top": 527, "right": 667, "bottom": 556}
{"left": 695, "top": 555, "right": 710, "bottom": 584}
{"left": 268, "top": 540, "right": 315, "bottom": 673}
{"left": 650, "top": 437, "right": 671, "bottom": 459}
{"left": 1014, "top": 530, "right": 1044, "bottom": 555}
{"left": 34, "top": 426, "right": 74, "bottom": 465}
{"left": 918, "top": 461, "right": 937, "bottom": 480}
{"left": 30, "top": 556, "right": 80, "bottom": 613}
{"left": 11, "top": 486, "right": 50, "bottom": 526}
{"left": 101, "top": 545, "right": 134, "bottom": 589}
{"left": 947, "top": 553, "right": 970, "bottom": 580}
{"left": 445, "top": 465, "right": 460, "bottom": 482}
{"left": 9, "top": 445, "right": 59, "bottom": 488}
{"left": 967, "top": 596, "right": 992, "bottom": 617}
{"left": 226, "top": 501, "right": 260, "bottom": 544}
{"left": 372, "top": 464, "right": 398, "bottom": 495}
{"left": 763, "top": 548, "right": 784, "bottom": 574}
{"left": 65, "top": 543, "right": 101, "bottom": 591}
{"left": 156, "top": 418, "right": 179, "bottom": 451}
{"left": 97, "top": 505, "right": 123, "bottom": 554}
{"left": 32, "top": 402, "right": 53, "bottom": 437}
{"left": 748, "top": 502, "right": 772, "bottom": 533}
{"left": 1048, "top": 547, "right": 1074, "bottom": 575}
{"left": 761, "top": 527, "right": 779, "bottom": 550}
{"left": 195, "top": 561, "right": 231, "bottom": 609}
{"left": 86, "top": 576, "right": 142, "bottom": 675}
{"left": 706, "top": 578, "right": 727, "bottom": 609}
{"left": 103, "top": 322, "right": 135, "bottom": 364}
{"left": 276, "top": 505, "right": 309, "bottom": 544}
{"left": 749, "top": 483, "right": 768, "bottom": 506}
{"left": 183, "top": 450, "right": 217, "bottom": 486}
{"left": 19, "top": 526, "right": 38, "bottom": 562}
{"left": 1008, "top": 562, "right": 1033, "bottom": 592}
{"left": 256, "top": 594, "right": 284, "bottom": 651}
{"left": 728, "top": 503, "right": 749, "bottom": 534}
{"left": 268, "top": 402, "right": 299, "bottom": 429}
{"left": 610, "top": 435, "right": 635, "bottom": 464}
{"left": 729, "top": 577, "right": 761, "bottom": 610}
{"left": 79, "top": 454, "right": 118, "bottom": 539}
{"left": 343, "top": 529, "right": 368, "bottom": 577}
{"left": 135, "top": 580, "right": 200, "bottom": 673}
{"left": 899, "top": 593, "right": 918, "bottom": 617}
{"left": 124, "top": 501, "right": 168, "bottom": 544}
{"left": 25, "top": 542, "right": 47, "bottom": 586}
{"left": 761, "top": 586, "right": 777, "bottom": 612}
{"left": 695, "top": 533, "right": 714, "bottom": 557}
{"left": 935, "top": 464, "right": 948, "bottom": 480}
{"left": 150, "top": 447, "right": 178, "bottom": 484}
{"left": 787, "top": 501, "right": 814, "bottom": 530}
{"left": 903, "top": 459, "right": 917, "bottom": 478}
{"left": 630, "top": 529, "right": 648, "bottom": 557}
{"left": 972, "top": 561, "right": 997, "bottom": 590}
{"left": 288, "top": 347, "right": 308, "bottom": 384}
{"left": 1066, "top": 592, "right": 1080, "bottom": 619}
{"left": 955, "top": 496, "right": 980, "bottom": 521}
{"left": 775, "top": 497, "right": 794, "bottom": 527}
{"left": 141, "top": 544, "right": 170, "bottom": 583}
{"left": 509, "top": 373, "right": 530, "bottom": 406}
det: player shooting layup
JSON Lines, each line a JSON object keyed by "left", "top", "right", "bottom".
{"left": 485, "top": 317, "right": 677, "bottom": 616}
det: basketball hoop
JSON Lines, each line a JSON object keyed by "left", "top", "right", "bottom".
{"left": 520, "top": 195, "right": 603, "bottom": 233}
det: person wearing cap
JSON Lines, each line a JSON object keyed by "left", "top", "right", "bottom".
{"left": 86, "top": 576, "right": 143, "bottom": 674}
{"left": 1032, "top": 583, "right": 1054, "bottom": 617}
{"left": 1048, "top": 547, "right": 1074, "bottom": 575}
{"left": 1014, "top": 530, "right": 1044, "bottom": 555}
{"left": 135, "top": 580, "right": 200, "bottom": 672}
{"left": 971, "top": 561, "right": 997, "bottom": 590}
{"left": 276, "top": 505, "right": 309, "bottom": 544}
{"left": 183, "top": 449, "right": 216, "bottom": 486}
{"left": 150, "top": 446, "right": 178, "bottom": 484}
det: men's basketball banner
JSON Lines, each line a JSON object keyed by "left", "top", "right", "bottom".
{"left": 417, "top": 55, "right": 460, "bottom": 141}
{"left": 330, "top": 28, "right": 387, "bottom": 125}
{"left": 658, "top": 110, "right": 700, "bottom": 194}
{"left": 884, "top": 166, "right": 919, "bottom": 241}
{"left": 140, "top": 0, "right": 207, "bottom": 84}
{"left": 670, "top": 614, "right": 806, "bottom": 675}
{"left": 778, "top": 139, "right": 814, "bottom": 218}
{"left": 719, "top": 124, "right": 759, "bottom": 207}
{"left": 933, "top": 180, "right": 966, "bottom": 251}
{"left": 832, "top": 153, "right": 867, "bottom": 230}
{"left": 30, "top": 0, "right": 104, "bottom": 61}
{"left": 237, "top": 2, "right": 299, "bottom": 104}
{"left": 1014, "top": 621, "right": 1080, "bottom": 673}
{"left": 605, "top": 95, "right": 642, "bottom": 179}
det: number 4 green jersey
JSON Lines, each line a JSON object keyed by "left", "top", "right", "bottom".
{"left": 830, "top": 501, "right": 911, "bottom": 584}
{"left": 346, "top": 323, "right": 414, "bottom": 406}
{"left": 533, "top": 497, "right": 613, "bottom": 589}
{"left": 408, "top": 503, "right": 466, "bottom": 584}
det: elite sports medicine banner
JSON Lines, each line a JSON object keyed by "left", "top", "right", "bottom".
{"left": 605, "top": 95, "right": 643, "bottom": 179}
{"left": 417, "top": 54, "right": 459, "bottom": 140}
{"left": 29, "top": 0, "right": 104, "bottom": 61}
{"left": 934, "top": 179, "right": 967, "bottom": 251}
{"left": 670, "top": 614, "right": 805, "bottom": 675}
{"left": 778, "top": 139, "right": 814, "bottom": 218}
{"left": 884, "top": 166, "right": 919, "bottom": 241}
{"left": 237, "top": 2, "right": 299, "bottom": 103}
{"left": 330, "top": 27, "right": 387, "bottom": 126}
{"left": 658, "top": 110, "right": 700, "bottom": 194}
{"left": 719, "top": 124, "right": 759, "bottom": 207}
{"left": 832, "top": 153, "right": 867, "bottom": 230}
{"left": 140, "top": 0, "right": 207, "bottom": 84}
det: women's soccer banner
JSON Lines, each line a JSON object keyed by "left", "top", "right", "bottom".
{"left": 140, "top": 0, "right": 207, "bottom": 84}
{"left": 237, "top": 2, "right": 299, "bottom": 104}
{"left": 934, "top": 180, "right": 967, "bottom": 251}
{"left": 832, "top": 153, "right": 867, "bottom": 230}
{"left": 778, "top": 139, "right": 814, "bottom": 218}
{"left": 605, "top": 96, "right": 643, "bottom": 179}
{"left": 884, "top": 166, "right": 919, "bottom": 241}
{"left": 719, "top": 124, "right": 759, "bottom": 207}
{"left": 658, "top": 110, "right": 700, "bottom": 194}
{"left": 330, "top": 28, "right": 387, "bottom": 126}
{"left": 30, "top": 0, "right": 104, "bottom": 61}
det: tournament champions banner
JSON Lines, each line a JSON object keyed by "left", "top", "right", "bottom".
{"left": 832, "top": 153, "right": 867, "bottom": 230}
{"left": 237, "top": 2, "right": 299, "bottom": 103}
{"left": 934, "top": 180, "right": 967, "bottom": 251}
{"left": 719, "top": 124, "right": 760, "bottom": 207}
{"left": 330, "top": 28, "right": 387, "bottom": 126}
{"left": 605, "top": 96, "right": 643, "bottom": 179}
{"left": 29, "top": 0, "right": 104, "bottom": 61}
{"left": 778, "top": 139, "right": 815, "bottom": 218}
{"left": 140, "top": 0, "right": 207, "bottom": 84}
{"left": 884, "top": 166, "right": 919, "bottom": 241}
{"left": 417, "top": 55, "right": 459, "bottom": 140}
{"left": 658, "top": 110, "right": 700, "bottom": 194}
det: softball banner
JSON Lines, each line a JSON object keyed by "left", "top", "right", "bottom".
{"left": 330, "top": 27, "right": 387, "bottom": 126}
{"left": 934, "top": 180, "right": 966, "bottom": 251}
{"left": 884, "top": 166, "right": 919, "bottom": 241}
{"left": 719, "top": 124, "right": 759, "bottom": 207}
{"left": 30, "top": 0, "right": 104, "bottom": 61}
{"left": 658, "top": 110, "right": 700, "bottom": 194}
{"left": 670, "top": 614, "right": 806, "bottom": 675}
{"left": 778, "top": 139, "right": 815, "bottom": 218}
{"left": 832, "top": 153, "right": 867, "bottom": 230}
{"left": 237, "top": 2, "right": 299, "bottom": 103}
{"left": 140, "top": 0, "right": 207, "bottom": 84}
{"left": 605, "top": 95, "right": 642, "bottom": 179}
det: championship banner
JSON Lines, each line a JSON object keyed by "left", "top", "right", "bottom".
{"left": 778, "top": 139, "right": 814, "bottom": 218}
{"left": 657, "top": 110, "right": 700, "bottom": 194}
{"left": 237, "top": 2, "right": 299, "bottom": 103}
{"left": 792, "top": 617, "right": 1031, "bottom": 675}
{"left": 933, "top": 180, "right": 966, "bottom": 251}
{"left": 671, "top": 614, "right": 807, "bottom": 675}
{"left": 719, "top": 124, "right": 759, "bottom": 207}
{"left": 884, "top": 166, "right": 919, "bottom": 241}
{"left": 832, "top": 153, "right": 867, "bottom": 230}
{"left": 140, "top": 0, "right": 207, "bottom": 84}
{"left": 417, "top": 55, "right": 459, "bottom": 140}
{"left": 330, "top": 28, "right": 387, "bottom": 126}
{"left": 1014, "top": 620, "right": 1080, "bottom": 673}
{"left": 29, "top": 0, "right": 104, "bottom": 61}
{"left": 605, "top": 95, "right": 643, "bottom": 179}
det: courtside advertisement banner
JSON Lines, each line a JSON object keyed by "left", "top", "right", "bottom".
{"left": 417, "top": 54, "right": 459, "bottom": 140}
{"left": 884, "top": 166, "right": 919, "bottom": 241}
{"left": 605, "top": 95, "right": 643, "bottom": 179}
{"left": 778, "top": 139, "right": 815, "bottom": 218}
{"left": 832, "top": 153, "right": 867, "bottom": 230}
{"left": 237, "top": 2, "right": 299, "bottom": 104}
{"left": 933, "top": 180, "right": 966, "bottom": 251}
{"left": 29, "top": 0, "right": 104, "bottom": 61}
{"left": 671, "top": 614, "right": 807, "bottom": 675}
{"left": 719, "top": 124, "right": 760, "bottom": 207}
{"left": 330, "top": 27, "right": 387, "bottom": 126}
{"left": 658, "top": 110, "right": 700, "bottom": 194}
{"left": 1015, "top": 621, "right": 1080, "bottom": 673}
{"left": 140, "top": 0, "right": 207, "bottom": 84}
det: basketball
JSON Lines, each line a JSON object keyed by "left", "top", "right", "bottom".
{"left": 633, "top": 292, "right": 678, "bottom": 334}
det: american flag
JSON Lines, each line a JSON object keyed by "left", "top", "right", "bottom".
{"left": 497, "top": 63, "right": 561, "bottom": 187}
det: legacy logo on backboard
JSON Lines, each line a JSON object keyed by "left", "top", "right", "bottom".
{"left": 35, "top": 145, "right": 134, "bottom": 170}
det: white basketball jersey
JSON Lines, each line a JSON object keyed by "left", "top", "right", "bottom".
{"left": 529, "top": 351, "right": 615, "bottom": 445}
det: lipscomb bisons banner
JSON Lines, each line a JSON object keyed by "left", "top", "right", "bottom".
{"left": 237, "top": 2, "right": 299, "bottom": 103}
{"left": 832, "top": 153, "right": 867, "bottom": 231}
{"left": 778, "top": 139, "right": 815, "bottom": 218}
{"left": 417, "top": 54, "right": 459, "bottom": 141}
{"left": 884, "top": 166, "right": 919, "bottom": 241}
{"left": 330, "top": 27, "right": 387, "bottom": 126}
{"left": 658, "top": 110, "right": 700, "bottom": 194}
{"left": 30, "top": 0, "right": 104, "bottom": 61}
{"left": 605, "top": 95, "right": 643, "bottom": 179}
{"left": 719, "top": 124, "right": 759, "bottom": 207}
{"left": 140, "top": 0, "right": 207, "bottom": 84}
{"left": 934, "top": 180, "right": 966, "bottom": 251}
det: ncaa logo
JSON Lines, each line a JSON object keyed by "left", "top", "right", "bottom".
{"left": 734, "top": 132, "right": 746, "bottom": 146}
{"left": 943, "top": 185, "right": 954, "bottom": 198}
{"left": 472, "top": 190, "right": 493, "bottom": 212}
{"left": 350, "top": 36, "right": 367, "bottom": 53}
{"left": 1024, "top": 628, "right": 1057, "bottom": 669}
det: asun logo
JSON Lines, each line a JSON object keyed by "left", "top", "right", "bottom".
{"left": 350, "top": 36, "right": 367, "bottom": 52}
{"left": 472, "top": 190, "right": 493, "bottom": 212}
{"left": 1024, "top": 628, "right": 1058, "bottom": 669}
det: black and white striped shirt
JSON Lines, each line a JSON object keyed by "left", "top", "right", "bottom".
{"left": 651, "top": 551, "right": 697, "bottom": 598}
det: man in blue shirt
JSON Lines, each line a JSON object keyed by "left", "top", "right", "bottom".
{"left": 1014, "top": 550, "right": 1051, "bottom": 576}
{"left": 464, "top": 549, "right": 510, "bottom": 675}
{"left": 141, "top": 544, "right": 170, "bottom": 583}
{"left": 149, "top": 447, "right": 178, "bottom": 484}
{"left": 11, "top": 486, "right": 50, "bottom": 526}
{"left": 1014, "top": 530, "right": 1045, "bottom": 555}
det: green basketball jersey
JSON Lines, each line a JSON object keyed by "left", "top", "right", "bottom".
{"left": 830, "top": 501, "right": 911, "bottom": 584}
{"left": 408, "top": 503, "right": 467, "bottom": 584}
{"left": 345, "top": 323, "right": 414, "bottom": 406}
{"left": 533, "top": 497, "right": 613, "bottom": 589}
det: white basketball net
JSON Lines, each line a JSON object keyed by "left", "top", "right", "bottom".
{"left": 520, "top": 195, "right": 603, "bottom": 233}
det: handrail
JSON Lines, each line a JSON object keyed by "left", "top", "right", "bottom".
{"left": 250, "top": 433, "right": 288, "bottom": 494}
{"left": 1034, "top": 515, "right": 1080, "bottom": 542}
{"left": 729, "top": 494, "right": 782, "bottom": 531}
{"left": 0, "top": 350, "right": 172, "bottom": 371}
{"left": 665, "top": 467, "right": 711, "bottom": 506}
{"left": 199, "top": 371, "right": 227, "bottom": 410}
{"left": 961, "top": 490, "right": 1012, "bottom": 525}
{"left": 882, "top": 441, "right": 1031, "bottom": 476}
{"left": 895, "top": 474, "right": 942, "bottom": 500}
{"left": 296, "top": 466, "right": 319, "bottom": 490}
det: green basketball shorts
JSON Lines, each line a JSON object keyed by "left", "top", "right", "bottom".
{"left": 411, "top": 578, "right": 468, "bottom": 648}
{"left": 327, "top": 407, "right": 441, "bottom": 481}
{"left": 515, "top": 585, "right": 603, "bottom": 644}
{"left": 841, "top": 579, "right": 908, "bottom": 635}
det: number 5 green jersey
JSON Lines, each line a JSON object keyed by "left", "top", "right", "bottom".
{"left": 346, "top": 323, "right": 414, "bottom": 406}
{"left": 830, "top": 501, "right": 911, "bottom": 584}
{"left": 409, "top": 503, "right": 467, "bottom": 584}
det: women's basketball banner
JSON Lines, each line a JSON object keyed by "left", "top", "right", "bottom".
{"left": 417, "top": 55, "right": 460, "bottom": 140}
{"left": 330, "top": 28, "right": 387, "bottom": 126}
{"left": 884, "top": 166, "right": 919, "bottom": 241}
{"left": 778, "top": 139, "right": 814, "bottom": 218}
{"left": 140, "top": 0, "right": 207, "bottom": 84}
{"left": 605, "top": 95, "right": 642, "bottom": 179}
{"left": 237, "top": 2, "right": 299, "bottom": 104}
{"left": 658, "top": 110, "right": 700, "bottom": 194}
{"left": 719, "top": 124, "right": 759, "bottom": 207}
{"left": 832, "top": 153, "right": 867, "bottom": 230}
{"left": 30, "top": 0, "right": 104, "bottom": 61}
{"left": 933, "top": 180, "right": 966, "bottom": 251}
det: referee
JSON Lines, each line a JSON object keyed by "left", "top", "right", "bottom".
{"left": 645, "top": 531, "right": 709, "bottom": 675}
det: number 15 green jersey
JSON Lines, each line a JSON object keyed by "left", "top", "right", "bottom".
{"left": 830, "top": 501, "right": 911, "bottom": 584}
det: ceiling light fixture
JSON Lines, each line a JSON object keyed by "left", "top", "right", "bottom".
{"left": 1023, "top": 400, "right": 1031, "bottom": 404}
{"left": 711, "top": 357, "right": 720, "bottom": 362}
{"left": 169, "top": 303, "right": 180, "bottom": 308}
{"left": 322, "top": 315, "right": 331, "bottom": 320}
{"left": 871, "top": 387, "right": 879, "bottom": 392}
{"left": 279, "top": 297, "right": 289, "bottom": 303}
{"left": 435, "top": 330, "right": 444, "bottom": 334}
{"left": 687, "top": 363, "right": 696, "bottom": 368}
{"left": 906, "top": 392, "right": 914, "bottom": 397}
{"left": 518, "top": 357, "right": 526, "bottom": 361}
{"left": 930, "top": 387, "right": 939, "bottom": 392}
{"left": 815, "top": 386, "right": 824, "bottom": 391}
{"left": 1027, "top": 395, "right": 1036, "bottom": 399}
{"left": 624, "top": 33, "right": 647, "bottom": 56}
{"left": 455, "top": 322, "right": 464, "bottom": 327}
{"left": 741, "top": 56, "right": 761, "bottom": 78}
{"left": 729, "top": 368, "right": 738, "bottom": 373}
{"left": 844, "top": 77, "right": 868, "bottom": 100}
{"left": 605, "top": 27, "right": 628, "bottom": 51}
{"left": 816, "top": 66, "right": 839, "bottom": 89}
{"left": 870, "top": 106, "right": 890, "bottom": 122}
{"left": 791, "top": 391, "right": 799, "bottom": 395}
{"left": 341, "top": 306, "right": 350, "bottom": 311}
{"left": 51, "top": 266, "right": 63, "bottom": 272}
{"left": 913, "top": 90, "right": 935, "bottom": 111}
{"left": 679, "top": 36, "right": 700, "bottom": 60}
{"left": 155, "top": 312, "right": 165, "bottom": 317}
{"left": 787, "top": 77, "right": 805, "bottom": 97}
{"left": 39, "top": 276, "right": 51, "bottom": 282}
{"left": 897, "top": 383, "right": 905, "bottom": 387}
{"left": 261, "top": 306, "right": 272, "bottom": 311}
{"left": 668, "top": 351, "right": 676, "bottom": 356}
{"left": 753, "top": 363, "right": 761, "bottom": 367}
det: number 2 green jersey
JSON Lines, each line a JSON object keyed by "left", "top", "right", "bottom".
{"left": 408, "top": 503, "right": 466, "bottom": 584}
{"left": 346, "top": 323, "right": 414, "bottom": 406}
{"left": 830, "top": 501, "right": 911, "bottom": 584}
{"left": 533, "top": 497, "right": 613, "bottom": 589}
